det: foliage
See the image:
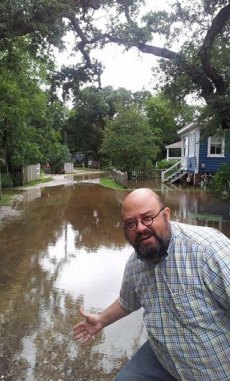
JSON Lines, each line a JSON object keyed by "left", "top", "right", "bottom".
{"left": 23, "top": 176, "right": 53, "bottom": 187}
{"left": 0, "top": 192, "right": 14, "bottom": 205}
{"left": 0, "top": 38, "right": 69, "bottom": 173}
{"left": 156, "top": 159, "right": 180, "bottom": 169}
{"left": 65, "top": 86, "right": 152, "bottom": 156}
{"left": 47, "top": 143, "right": 71, "bottom": 173}
{"left": 100, "top": 107, "right": 160, "bottom": 171}
{"left": 1, "top": 173, "right": 14, "bottom": 188}
{"left": 66, "top": 87, "right": 109, "bottom": 155}
{"left": 212, "top": 164, "right": 230, "bottom": 202}
{"left": 145, "top": 95, "right": 178, "bottom": 159}
{"left": 0, "top": 1, "right": 229, "bottom": 133}
{"left": 1, "top": 1, "right": 229, "bottom": 178}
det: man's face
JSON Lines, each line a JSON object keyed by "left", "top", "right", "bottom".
{"left": 122, "top": 190, "right": 171, "bottom": 264}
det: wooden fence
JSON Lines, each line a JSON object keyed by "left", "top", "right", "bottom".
{"left": 112, "top": 169, "right": 128, "bottom": 187}
{"left": 1, "top": 164, "right": 40, "bottom": 186}
{"left": 127, "top": 169, "right": 162, "bottom": 180}
{"left": 22, "top": 164, "right": 41, "bottom": 183}
{"left": 64, "top": 162, "right": 74, "bottom": 173}
{"left": 1, "top": 162, "right": 75, "bottom": 187}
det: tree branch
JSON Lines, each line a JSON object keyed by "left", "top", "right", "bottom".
{"left": 199, "top": 4, "right": 230, "bottom": 94}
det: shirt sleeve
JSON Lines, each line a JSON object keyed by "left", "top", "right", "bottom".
{"left": 119, "top": 255, "right": 142, "bottom": 312}
{"left": 203, "top": 238, "right": 230, "bottom": 310}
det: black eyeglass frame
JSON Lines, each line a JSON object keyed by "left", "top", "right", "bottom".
{"left": 123, "top": 207, "right": 165, "bottom": 231}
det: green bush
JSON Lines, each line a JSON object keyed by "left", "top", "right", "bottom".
{"left": 212, "top": 164, "right": 230, "bottom": 201}
{"left": 1, "top": 173, "right": 14, "bottom": 188}
{"left": 47, "top": 144, "right": 72, "bottom": 174}
{"left": 156, "top": 159, "right": 179, "bottom": 169}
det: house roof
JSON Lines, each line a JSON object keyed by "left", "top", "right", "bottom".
{"left": 165, "top": 141, "right": 182, "bottom": 149}
{"left": 177, "top": 122, "right": 199, "bottom": 136}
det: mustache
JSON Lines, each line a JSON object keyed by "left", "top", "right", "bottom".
{"left": 135, "top": 230, "right": 159, "bottom": 244}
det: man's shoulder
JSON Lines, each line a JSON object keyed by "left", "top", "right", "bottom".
{"left": 170, "top": 221, "right": 229, "bottom": 247}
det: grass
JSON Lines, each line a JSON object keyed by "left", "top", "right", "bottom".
{"left": 0, "top": 193, "right": 14, "bottom": 206}
{"left": 0, "top": 176, "right": 53, "bottom": 206}
{"left": 23, "top": 176, "right": 53, "bottom": 187}
{"left": 100, "top": 177, "right": 127, "bottom": 190}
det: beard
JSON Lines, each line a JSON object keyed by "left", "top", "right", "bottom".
{"left": 126, "top": 219, "right": 171, "bottom": 264}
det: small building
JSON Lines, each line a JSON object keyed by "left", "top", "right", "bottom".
{"left": 162, "top": 122, "right": 230, "bottom": 186}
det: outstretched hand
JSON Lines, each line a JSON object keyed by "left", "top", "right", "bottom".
{"left": 73, "top": 308, "right": 103, "bottom": 345}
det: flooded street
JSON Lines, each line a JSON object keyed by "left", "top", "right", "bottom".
{"left": 1, "top": 174, "right": 230, "bottom": 381}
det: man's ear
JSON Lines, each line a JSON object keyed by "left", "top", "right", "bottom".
{"left": 164, "top": 207, "right": 171, "bottom": 221}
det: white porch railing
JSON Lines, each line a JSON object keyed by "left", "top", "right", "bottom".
{"left": 161, "top": 160, "right": 182, "bottom": 183}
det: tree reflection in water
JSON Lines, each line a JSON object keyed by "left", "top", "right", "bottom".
{"left": 0, "top": 183, "right": 146, "bottom": 381}
{"left": 0, "top": 181, "right": 230, "bottom": 380}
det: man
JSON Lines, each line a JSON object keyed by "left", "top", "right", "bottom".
{"left": 74, "top": 188, "right": 230, "bottom": 380}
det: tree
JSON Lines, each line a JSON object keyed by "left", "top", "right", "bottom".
{"left": 145, "top": 95, "right": 178, "bottom": 160}
{"left": 145, "top": 94, "right": 196, "bottom": 159}
{"left": 100, "top": 107, "right": 160, "bottom": 170}
{"left": 1, "top": 2, "right": 229, "bottom": 130}
{"left": 65, "top": 86, "right": 151, "bottom": 156}
{"left": 0, "top": 0, "right": 108, "bottom": 87}
{"left": 45, "top": 0, "right": 230, "bottom": 129}
{"left": 65, "top": 87, "right": 109, "bottom": 155}
{"left": 0, "top": 38, "right": 69, "bottom": 170}
{"left": 95, "top": 1, "right": 230, "bottom": 131}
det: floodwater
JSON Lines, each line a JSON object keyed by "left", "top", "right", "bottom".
{"left": 0, "top": 174, "right": 230, "bottom": 381}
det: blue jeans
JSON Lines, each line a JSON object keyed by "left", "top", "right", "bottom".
{"left": 114, "top": 341, "right": 178, "bottom": 381}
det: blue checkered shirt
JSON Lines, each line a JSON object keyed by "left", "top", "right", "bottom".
{"left": 119, "top": 221, "right": 230, "bottom": 380}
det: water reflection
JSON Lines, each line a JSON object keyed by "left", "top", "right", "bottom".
{"left": 0, "top": 178, "right": 230, "bottom": 380}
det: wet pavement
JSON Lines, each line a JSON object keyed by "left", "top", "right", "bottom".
{"left": 0, "top": 174, "right": 230, "bottom": 380}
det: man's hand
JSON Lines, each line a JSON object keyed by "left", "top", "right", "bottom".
{"left": 74, "top": 299, "right": 131, "bottom": 345}
{"left": 73, "top": 308, "right": 103, "bottom": 345}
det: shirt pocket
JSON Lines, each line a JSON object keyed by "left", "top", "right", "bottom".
{"left": 169, "top": 288, "right": 216, "bottom": 328}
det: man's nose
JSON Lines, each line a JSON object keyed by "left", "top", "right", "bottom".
{"left": 136, "top": 220, "right": 148, "bottom": 232}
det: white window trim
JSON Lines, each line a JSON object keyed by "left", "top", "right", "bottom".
{"left": 207, "top": 136, "right": 225, "bottom": 157}
{"left": 183, "top": 136, "right": 188, "bottom": 157}
{"left": 189, "top": 131, "right": 196, "bottom": 157}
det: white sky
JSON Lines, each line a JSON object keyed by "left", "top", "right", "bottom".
{"left": 92, "top": 45, "right": 160, "bottom": 92}
{"left": 55, "top": 0, "right": 174, "bottom": 93}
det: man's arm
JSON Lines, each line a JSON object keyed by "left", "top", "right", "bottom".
{"left": 73, "top": 298, "right": 131, "bottom": 344}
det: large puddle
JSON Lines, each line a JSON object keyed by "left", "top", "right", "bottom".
{"left": 0, "top": 175, "right": 230, "bottom": 380}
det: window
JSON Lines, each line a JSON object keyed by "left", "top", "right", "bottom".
{"left": 207, "top": 136, "right": 225, "bottom": 157}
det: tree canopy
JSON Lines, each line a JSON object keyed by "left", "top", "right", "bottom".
{"left": 65, "top": 86, "right": 152, "bottom": 156}
{"left": 0, "top": 38, "right": 69, "bottom": 170}
{"left": 1, "top": 1, "right": 229, "bottom": 132}
{"left": 100, "top": 106, "right": 161, "bottom": 170}
{"left": 0, "top": 0, "right": 229, "bottom": 176}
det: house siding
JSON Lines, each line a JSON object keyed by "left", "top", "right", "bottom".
{"left": 177, "top": 123, "right": 230, "bottom": 178}
{"left": 199, "top": 140, "right": 230, "bottom": 173}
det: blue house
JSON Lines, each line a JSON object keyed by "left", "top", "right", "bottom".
{"left": 162, "top": 122, "right": 230, "bottom": 186}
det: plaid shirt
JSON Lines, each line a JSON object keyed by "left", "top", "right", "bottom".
{"left": 119, "top": 221, "right": 230, "bottom": 380}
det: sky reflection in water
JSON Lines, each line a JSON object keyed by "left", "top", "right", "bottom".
{"left": 1, "top": 178, "right": 230, "bottom": 380}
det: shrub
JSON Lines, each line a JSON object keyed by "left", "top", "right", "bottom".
{"left": 1, "top": 173, "right": 14, "bottom": 188}
{"left": 47, "top": 144, "right": 71, "bottom": 174}
{"left": 212, "top": 164, "right": 230, "bottom": 201}
{"left": 156, "top": 159, "right": 179, "bottom": 169}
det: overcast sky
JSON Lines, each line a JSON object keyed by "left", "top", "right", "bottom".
{"left": 56, "top": 0, "right": 173, "bottom": 93}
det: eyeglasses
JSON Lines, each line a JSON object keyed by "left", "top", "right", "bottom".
{"left": 123, "top": 207, "right": 165, "bottom": 231}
